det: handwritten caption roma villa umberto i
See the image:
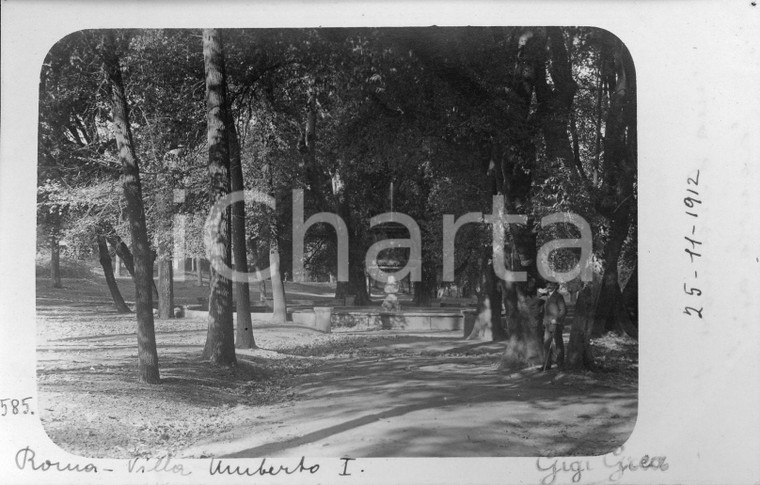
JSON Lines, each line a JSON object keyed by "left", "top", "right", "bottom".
{"left": 13, "top": 447, "right": 357, "bottom": 478}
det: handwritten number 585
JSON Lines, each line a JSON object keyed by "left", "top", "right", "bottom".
{"left": 1, "top": 397, "right": 32, "bottom": 416}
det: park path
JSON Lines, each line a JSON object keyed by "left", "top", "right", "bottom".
{"left": 180, "top": 335, "right": 636, "bottom": 458}
{"left": 35, "top": 276, "right": 636, "bottom": 459}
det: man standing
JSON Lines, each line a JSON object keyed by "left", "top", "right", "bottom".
{"left": 542, "top": 282, "right": 567, "bottom": 371}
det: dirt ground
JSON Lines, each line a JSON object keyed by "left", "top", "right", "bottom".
{"left": 35, "top": 269, "right": 638, "bottom": 459}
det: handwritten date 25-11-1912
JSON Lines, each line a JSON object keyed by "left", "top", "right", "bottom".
{"left": 683, "top": 169, "right": 703, "bottom": 319}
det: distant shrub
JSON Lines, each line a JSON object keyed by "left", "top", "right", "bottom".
{"left": 35, "top": 251, "right": 98, "bottom": 279}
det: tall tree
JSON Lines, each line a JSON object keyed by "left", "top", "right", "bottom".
{"left": 101, "top": 31, "right": 161, "bottom": 384}
{"left": 551, "top": 31, "right": 637, "bottom": 339}
{"left": 497, "top": 29, "right": 545, "bottom": 367}
{"left": 527, "top": 28, "right": 637, "bottom": 346}
{"left": 227, "top": 108, "right": 256, "bottom": 348}
{"left": 37, "top": 184, "right": 65, "bottom": 288}
{"left": 334, "top": 189, "right": 372, "bottom": 306}
{"left": 532, "top": 27, "right": 594, "bottom": 367}
{"left": 201, "top": 28, "right": 237, "bottom": 366}
{"left": 265, "top": 160, "right": 289, "bottom": 322}
{"left": 37, "top": 36, "right": 102, "bottom": 290}
{"left": 589, "top": 33, "right": 637, "bottom": 338}
{"left": 156, "top": 185, "right": 175, "bottom": 320}
{"left": 123, "top": 30, "right": 208, "bottom": 319}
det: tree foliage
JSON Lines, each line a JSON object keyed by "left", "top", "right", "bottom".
{"left": 38, "top": 27, "right": 638, "bottom": 375}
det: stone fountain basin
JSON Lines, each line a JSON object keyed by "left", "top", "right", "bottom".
{"left": 184, "top": 303, "right": 479, "bottom": 335}
{"left": 290, "top": 306, "right": 478, "bottom": 332}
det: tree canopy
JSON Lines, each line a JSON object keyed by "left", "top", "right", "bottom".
{"left": 38, "top": 26, "right": 638, "bottom": 375}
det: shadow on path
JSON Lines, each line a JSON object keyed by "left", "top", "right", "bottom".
{"left": 187, "top": 346, "right": 637, "bottom": 458}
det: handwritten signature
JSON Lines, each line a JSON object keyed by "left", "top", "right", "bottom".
{"left": 537, "top": 446, "right": 668, "bottom": 484}
{"left": 536, "top": 456, "right": 591, "bottom": 484}
{"left": 603, "top": 446, "right": 668, "bottom": 482}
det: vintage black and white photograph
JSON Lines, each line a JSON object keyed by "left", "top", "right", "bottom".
{"left": 2, "top": 1, "right": 759, "bottom": 484}
{"left": 34, "top": 26, "right": 638, "bottom": 459}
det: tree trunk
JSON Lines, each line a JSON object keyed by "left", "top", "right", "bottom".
{"left": 350, "top": 244, "right": 372, "bottom": 305}
{"left": 487, "top": 261, "right": 507, "bottom": 341}
{"left": 157, "top": 258, "right": 174, "bottom": 319}
{"left": 107, "top": 235, "right": 159, "bottom": 300}
{"left": 262, "top": 157, "right": 288, "bottom": 320}
{"left": 591, "top": 34, "right": 637, "bottom": 339}
{"left": 513, "top": 26, "right": 585, "bottom": 368}
{"left": 498, "top": 249, "right": 544, "bottom": 367}
{"left": 102, "top": 32, "right": 160, "bottom": 384}
{"left": 97, "top": 235, "right": 131, "bottom": 313}
{"left": 495, "top": 30, "right": 545, "bottom": 370}
{"left": 254, "top": 263, "right": 267, "bottom": 302}
{"left": 300, "top": 87, "right": 326, "bottom": 201}
{"left": 412, "top": 262, "right": 437, "bottom": 307}
{"left": 499, "top": 283, "right": 544, "bottom": 369}
{"left": 412, "top": 281, "right": 433, "bottom": 307}
{"left": 269, "top": 241, "right": 288, "bottom": 322}
{"left": 565, "top": 284, "right": 595, "bottom": 370}
{"left": 50, "top": 232, "right": 62, "bottom": 288}
{"left": 157, "top": 187, "right": 174, "bottom": 320}
{"left": 259, "top": 134, "right": 289, "bottom": 319}
{"left": 622, "top": 263, "right": 638, "bottom": 328}
{"left": 108, "top": 236, "right": 135, "bottom": 276}
{"left": 228, "top": 107, "right": 255, "bottom": 349}
{"left": 334, "top": 198, "right": 371, "bottom": 306}
{"left": 591, "top": 209, "right": 634, "bottom": 337}
{"left": 466, "top": 254, "right": 493, "bottom": 340}
{"left": 195, "top": 256, "right": 203, "bottom": 286}
{"left": 201, "top": 28, "right": 236, "bottom": 366}
{"left": 260, "top": 280, "right": 267, "bottom": 301}
{"left": 593, "top": 50, "right": 605, "bottom": 186}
